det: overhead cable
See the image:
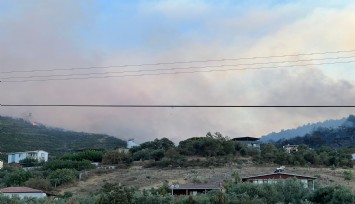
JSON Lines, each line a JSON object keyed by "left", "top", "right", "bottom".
{"left": 2, "top": 60, "right": 355, "bottom": 83}
{"left": 1, "top": 55, "right": 354, "bottom": 80}
{"left": 1, "top": 49, "right": 355, "bottom": 74}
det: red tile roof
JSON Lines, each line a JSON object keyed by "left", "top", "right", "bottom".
{"left": 0, "top": 187, "right": 43, "bottom": 193}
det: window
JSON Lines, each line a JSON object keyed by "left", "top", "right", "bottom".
{"left": 10, "top": 155, "right": 15, "bottom": 163}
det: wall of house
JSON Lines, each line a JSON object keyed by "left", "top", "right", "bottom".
{"left": 7, "top": 153, "right": 28, "bottom": 163}
{"left": 7, "top": 151, "right": 49, "bottom": 163}
{"left": 3, "top": 192, "right": 46, "bottom": 198}
{"left": 250, "top": 179, "right": 309, "bottom": 188}
{"left": 127, "top": 140, "right": 138, "bottom": 149}
{"left": 34, "top": 151, "right": 48, "bottom": 162}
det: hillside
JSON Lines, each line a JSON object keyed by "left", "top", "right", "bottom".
{"left": 260, "top": 117, "right": 346, "bottom": 142}
{"left": 0, "top": 116, "right": 126, "bottom": 156}
{"left": 277, "top": 115, "right": 355, "bottom": 148}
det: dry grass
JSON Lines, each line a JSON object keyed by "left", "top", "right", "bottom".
{"left": 57, "top": 163, "right": 355, "bottom": 196}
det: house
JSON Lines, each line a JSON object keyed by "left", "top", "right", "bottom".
{"left": 170, "top": 183, "right": 223, "bottom": 196}
{"left": 127, "top": 139, "right": 139, "bottom": 149}
{"left": 242, "top": 172, "right": 317, "bottom": 190}
{"left": 232, "top": 137, "right": 261, "bottom": 149}
{"left": 0, "top": 160, "right": 3, "bottom": 169}
{"left": 283, "top": 145, "right": 299, "bottom": 153}
{"left": 351, "top": 153, "right": 355, "bottom": 160}
{"left": 7, "top": 150, "right": 48, "bottom": 164}
{"left": 0, "top": 187, "right": 47, "bottom": 198}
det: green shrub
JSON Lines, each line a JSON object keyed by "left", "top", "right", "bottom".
{"left": 343, "top": 170, "right": 352, "bottom": 181}
{"left": 49, "top": 168, "right": 76, "bottom": 188}
{"left": 25, "top": 178, "right": 52, "bottom": 191}
{"left": 42, "top": 159, "right": 94, "bottom": 171}
{"left": 308, "top": 185, "right": 355, "bottom": 204}
{"left": 61, "top": 150, "right": 104, "bottom": 162}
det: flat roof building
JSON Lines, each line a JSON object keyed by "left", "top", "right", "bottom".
{"left": 0, "top": 187, "right": 47, "bottom": 199}
{"left": 7, "top": 150, "right": 48, "bottom": 164}
{"left": 170, "top": 183, "right": 223, "bottom": 196}
{"left": 232, "top": 137, "right": 261, "bottom": 149}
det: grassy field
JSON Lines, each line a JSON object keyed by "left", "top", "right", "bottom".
{"left": 58, "top": 162, "right": 355, "bottom": 196}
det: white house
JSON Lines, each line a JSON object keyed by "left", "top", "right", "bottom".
{"left": 7, "top": 150, "right": 48, "bottom": 164}
{"left": 283, "top": 144, "right": 299, "bottom": 153}
{"left": 0, "top": 187, "right": 47, "bottom": 198}
{"left": 0, "top": 160, "right": 3, "bottom": 169}
{"left": 127, "top": 139, "right": 139, "bottom": 149}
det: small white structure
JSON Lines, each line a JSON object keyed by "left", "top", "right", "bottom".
{"left": 0, "top": 187, "right": 47, "bottom": 198}
{"left": 7, "top": 150, "right": 48, "bottom": 164}
{"left": 127, "top": 139, "right": 138, "bottom": 149}
{"left": 275, "top": 166, "right": 285, "bottom": 172}
{"left": 352, "top": 153, "right": 355, "bottom": 160}
{"left": 283, "top": 144, "right": 299, "bottom": 153}
{"left": 0, "top": 160, "right": 3, "bottom": 169}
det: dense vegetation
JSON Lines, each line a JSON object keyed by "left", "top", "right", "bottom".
{"left": 276, "top": 115, "right": 355, "bottom": 148}
{"left": 0, "top": 149, "right": 136, "bottom": 190}
{"left": 128, "top": 132, "right": 353, "bottom": 168}
{"left": 261, "top": 117, "right": 346, "bottom": 142}
{"left": 0, "top": 116, "right": 126, "bottom": 156}
{"left": 256, "top": 144, "right": 353, "bottom": 168}
{"left": 0, "top": 150, "right": 103, "bottom": 189}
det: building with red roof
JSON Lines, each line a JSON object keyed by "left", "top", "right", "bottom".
{"left": 242, "top": 172, "right": 317, "bottom": 190}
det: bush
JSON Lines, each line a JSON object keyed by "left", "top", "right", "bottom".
{"left": 19, "top": 158, "right": 40, "bottom": 167}
{"left": 228, "top": 179, "right": 309, "bottom": 204}
{"left": 49, "top": 168, "right": 76, "bottom": 188}
{"left": 208, "top": 190, "right": 228, "bottom": 204}
{"left": 308, "top": 185, "right": 355, "bottom": 204}
{"left": 42, "top": 159, "right": 94, "bottom": 171}
{"left": 343, "top": 170, "right": 352, "bottom": 181}
{"left": 61, "top": 150, "right": 104, "bottom": 162}
{"left": 25, "top": 178, "right": 52, "bottom": 191}
{"left": 133, "top": 192, "right": 173, "bottom": 204}
{"left": 96, "top": 183, "right": 134, "bottom": 204}
{"left": 3, "top": 169, "right": 33, "bottom": 186}
{"left": 102, "top": 150, "right": 132, "bottom": 165}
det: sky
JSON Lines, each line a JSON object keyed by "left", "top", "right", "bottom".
{"left": 1, "top": 0, "right": 355, "bottom": 143}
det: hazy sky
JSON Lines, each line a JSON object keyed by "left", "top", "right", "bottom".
{"left": 1, "top": 0, "right": 355, "bottom": 143}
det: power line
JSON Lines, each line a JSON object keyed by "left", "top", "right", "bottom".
{"left": 2, "top": 55, "right": 354, "bottom": 80}
{"left": 1, "top": 49, "right": 355, "bottom": 74}
{"left": 1, "top": 104, "right": 355, "bottom": 108}
{"left": 2, "top": 60, "right": 355, "bottom": 83}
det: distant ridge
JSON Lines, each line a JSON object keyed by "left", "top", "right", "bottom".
{"left": 276, "top": 115, "right": 355, "bottom": 148}
{"left": 0, "top": 116, "right": 126, "bottom": 156}
{"left": 260, "top": 117, "right": 347, "bottom": 142}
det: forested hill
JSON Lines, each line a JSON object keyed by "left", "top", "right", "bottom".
{"left": 276, "top": 115, "right": 355, "bottom": 148}
{"left": 0, "top": 116, "right": 126, "bottom": 156}
{"left": 260, "top": 117, "right": 346, "bottom": 142}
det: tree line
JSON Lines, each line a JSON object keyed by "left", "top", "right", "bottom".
{"left": 128, "top": 132, "right": 353, "bottom": 168}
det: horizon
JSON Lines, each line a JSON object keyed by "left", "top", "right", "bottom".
{"left": 0, "top": 113, "right": 350, "bottom": 144}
